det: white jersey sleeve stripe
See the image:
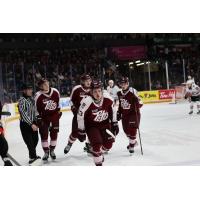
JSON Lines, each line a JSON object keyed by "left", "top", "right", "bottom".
{"left": 77, "top": 96, "right": 93, "bottom": 131}
{"left": 34, "top": 91, "right": 41, "bottom": 116}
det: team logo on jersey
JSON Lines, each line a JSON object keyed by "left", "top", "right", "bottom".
{"left": 93, "top": 110, "right": 108, "bottom": 122}
{"left": 80, "top": 92, "right": 87, "bottom": 98}
{"left": 92, "top": 109, "right": 99, "bottom": 113}
{"left": 43, "top": 100, "right": 57, "bottom": 110}
{"left": 121, "top": 99, "right": 131, "bottom": 109}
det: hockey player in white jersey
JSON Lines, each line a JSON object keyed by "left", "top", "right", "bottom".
{"left": 107, "top": 80, "right": 120, "bottom": 104}
{"left": 185, "top": 82, "right": 200, "bottom": 114}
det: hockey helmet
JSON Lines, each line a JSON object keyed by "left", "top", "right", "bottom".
{"left": 80, "top": 74, "right": 91, "bottom": 82}
{"left": 91, "top": 80, "right": 103, "bottom": 90}
{"left": 119, "top": 77, "right": 129, "bottom": 84}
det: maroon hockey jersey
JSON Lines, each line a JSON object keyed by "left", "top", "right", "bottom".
{"left": 77, "top": 93, "right": 117, "bottom": 131}
{"left": 70, "top": 85, "right": 90, "bottom": 110}
{"left": 117, "top": 87, "right": 143, "bottom": 116}
{"left": 35, "top": 88, "right": 60, "bottom": 117}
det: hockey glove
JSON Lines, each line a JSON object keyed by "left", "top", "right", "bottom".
{"left": 117, "top": 111, "right": 121, "bottom": 121}
{"left": 35, "top": 115, "right": 43, "bottom": 127}
{"left": 77, "top": 129, "right": 86, "bottom": 142}
{"left": 111, "top": 122, "right": 119, "bottom": 136}
{"left": 71, "top": 106, "right": 77, "bottom": 115}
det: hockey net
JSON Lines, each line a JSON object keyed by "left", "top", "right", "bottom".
{"left": 170, "top": 85, "right": 186, "bottom": 104}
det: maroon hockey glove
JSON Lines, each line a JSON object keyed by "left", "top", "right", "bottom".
{"left": 77, "top": 130, "right": 86, "bottom": 142}
{"left": 111, "top": 122, "right": 119, "bottom": 136}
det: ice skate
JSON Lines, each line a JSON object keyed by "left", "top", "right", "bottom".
{"left": 29, "top": 156, "right": 41, "bottom": 166}
{"left": 42, "top": 151, "right": 49, "bottom": 162}
{"left": 50, "top": 149, "right": 56, "bottom": 160}
{"left": 189, "top": 110, "right": 193, "bottom": 115}
{"left": 3, "top": 157, "right": 13, "bottom": 166}
{"left": 127, "top": 142, "right": 137, "bottom": 154}
{"left": 64, "top": 143, "right": 72, "bottom": 154}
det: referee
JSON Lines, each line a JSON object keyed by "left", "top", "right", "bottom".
{"left": 18, "top": 83, "right": 40, "bottom": 165}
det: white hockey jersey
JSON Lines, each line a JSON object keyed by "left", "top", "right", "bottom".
{"left": 186, "top": 84, "right": 200, "bottom": 97}
{"left": 107, "top": 85, "right": 120, "bottom": 100}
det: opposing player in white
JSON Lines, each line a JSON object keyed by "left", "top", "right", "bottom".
{"left": 107, "top": 80, "right": 120, "bottom": 105}
{"left": 185, "top": 82, "right": 200, "bottom": 114}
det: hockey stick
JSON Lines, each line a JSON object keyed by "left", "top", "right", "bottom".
{"left": 6, "top": 153, "right": 21, "bottom": 166}
{"left": 1, "top": 111, "right": 11, "bottom": 116}
{"left": 133, "top": 102, "right": 144, "bottom": 155}
{"left": 106, "top": 129, "right": 116, "bottom": 140}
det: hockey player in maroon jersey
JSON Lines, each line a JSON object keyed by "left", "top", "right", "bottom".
{"left": 77, "top": 80, "right": 119, "bottom": 166}
{"left": 64, "top": 74, "right": 92, "bottom": 154}
{"left": 117, "top": 77, "right": 143, "bottom": 154}
{"left": 35, "top": 79, "right": 61, "bottom": 161}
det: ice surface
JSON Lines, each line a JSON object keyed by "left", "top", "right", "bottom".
{"left": 1, "top": 102, "right": 200, "bottom": 166}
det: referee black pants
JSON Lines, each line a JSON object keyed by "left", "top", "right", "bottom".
{"left": 20, "top": 121, "right": 38, "bottom": 159}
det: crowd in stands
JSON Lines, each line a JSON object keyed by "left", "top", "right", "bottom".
{"left": 1, "top": 34, "right": 200, "bottom": 102}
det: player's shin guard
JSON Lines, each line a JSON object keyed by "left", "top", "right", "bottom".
{"left": 50, "top": 128, "right": 58, "bottom": 150}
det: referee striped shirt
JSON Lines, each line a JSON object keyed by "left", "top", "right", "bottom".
{"left": 18, "top": 96, "right": 36, "bottom": 126}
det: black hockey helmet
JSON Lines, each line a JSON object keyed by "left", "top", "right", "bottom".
{"left": 21, "top": 83, "right": 33, "bottom": 90}
{"left": 91, "top": 80, "right": 103, "bottom": 90}
{"left": 119, "top": 77, "right": 129, "bottom": 84}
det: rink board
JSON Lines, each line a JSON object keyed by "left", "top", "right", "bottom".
{"left": 2, "top": 89, "right": 175, "bottom": 124}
